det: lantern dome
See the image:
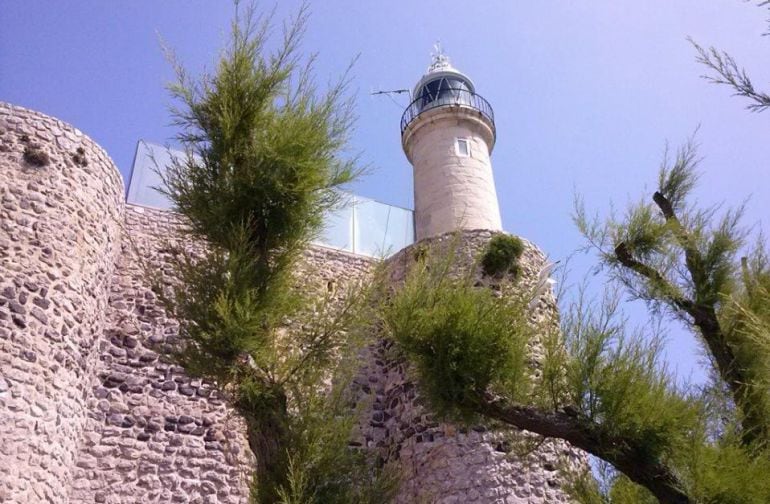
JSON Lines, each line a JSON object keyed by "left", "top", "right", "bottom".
{"left": 400, "top": 46, "right": 494, "bottom": 138}
{"left": 412, "top": 51, "right": 476, "bottom": 104}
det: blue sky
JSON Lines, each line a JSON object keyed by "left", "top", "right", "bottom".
{"left": 2, "top": 1, "right": 768, "bottom": 383}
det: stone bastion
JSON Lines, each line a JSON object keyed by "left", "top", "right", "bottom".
{"left": 0, "top": 103, "right": 582, "bottom": 503}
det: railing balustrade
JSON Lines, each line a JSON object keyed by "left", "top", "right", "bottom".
{"left": 400, "top": 88, "right": 495, "bottom": 135}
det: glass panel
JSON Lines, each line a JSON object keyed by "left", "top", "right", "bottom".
{"left": 353, "top": 198, "right": 390, "bottom": 257}
{"left": 417, "top": 77, "right": 472, "bottom": 113}
{"left": 437, "top": 77, "right": 453, "bottom": 100}
{"left": 445, "top": 78, "right": 471, "bottom": 104}
{"left": 126, "top": 141, "right": 414, "bottom": 257}
{"left": 353, "top": 198, "right": 414, "bottom": 257}
{"left": 318, "top": 203, "right": 353, "bottom": 252}
{"left": 419, "top": 79, "right": 441, "bottom": 111}
{"left": 381, "top": 204, "right": 415, "bottom": 257}
{"left": 445, "top": 78, "right": 469, "bottom": 92}
{"left": 126, "top": 142, "right": 176, "bottom": 210}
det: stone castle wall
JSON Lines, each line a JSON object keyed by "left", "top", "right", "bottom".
{"left": 68, "top": 205, "right": 254, "bottom": 503}
{"left": 0, "top": 103, "right": 125, "bottom": 502}
{"left": 67, "top": 205, "right": 374, "bottom": 503}
{"left": 0, "top": 103, "right": 581, "bottom": 503}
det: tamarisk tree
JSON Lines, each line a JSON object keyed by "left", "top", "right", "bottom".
{"left": 689, "top": 1, "right": 770, "bottom": 112}
{"left": 382, "top": 140, "right": 770, "bottom": 504}
{"left": 156, "top": 4, "right": 393, "bottom": 503}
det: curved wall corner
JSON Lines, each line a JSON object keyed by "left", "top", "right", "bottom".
{"left": 364, "top": 230, "right": 586, "bottom": 503}
{"left": 0, "top": 102, "right": 124, "bottom": 502}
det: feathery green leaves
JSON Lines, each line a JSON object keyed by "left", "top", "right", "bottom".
{"left": 155, "top": 3, "right": 391, "bottom": 502}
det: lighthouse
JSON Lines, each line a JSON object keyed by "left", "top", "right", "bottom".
{"left": 401, "top": 48, "right": 502, "bottom": 241}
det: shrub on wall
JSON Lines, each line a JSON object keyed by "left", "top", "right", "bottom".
{"left": 481, "top": 234, "right": 524, "bottom": 277}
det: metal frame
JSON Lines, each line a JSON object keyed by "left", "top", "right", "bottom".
{"left": 455, "top": 137, "right": 471, "bottom": 157}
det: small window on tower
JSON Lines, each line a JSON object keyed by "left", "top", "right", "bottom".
{"left": 456, "top": 138, "right": 470, "bottom": 157}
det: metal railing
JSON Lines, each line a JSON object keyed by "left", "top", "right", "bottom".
{"left": 400, "top": 88, "right": 495, "bottom": 135}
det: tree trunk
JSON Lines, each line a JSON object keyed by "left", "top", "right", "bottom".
{"left": 240, "top": 386, "right": 290, "bottom": 503}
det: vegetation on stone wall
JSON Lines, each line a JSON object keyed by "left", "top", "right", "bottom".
{"left": 20, "top": 134, "right": 50, "bottom": 167}
{"left": 150, "top": 1, "right": 770, "bottom": 502}
{"left": 155, "top": 3, "right": 393, "bottom": 502}
{"left": 480, "top": 234, "right": 524, "bottom": 277}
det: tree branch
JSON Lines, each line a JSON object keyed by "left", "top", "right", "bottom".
{"left": 615, "top": 190, "right": 762, "bottom": 446}
{"left": 474, "top": 392, "right": 692, "bottom": 504}
{"left": 690, "top": 38, "right": 770, "bottom": 113}
{"left": 652, "top": 192, "right": 706, "bottom": 296}
{"left": 613, "top": 241, "right": 695, "bottom": 314}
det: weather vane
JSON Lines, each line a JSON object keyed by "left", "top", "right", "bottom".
{"left": 429, "top": 40, "right": 451, "bottom": 72}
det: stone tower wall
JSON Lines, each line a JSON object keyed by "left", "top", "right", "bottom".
{"left": 402, "top": 108, "right": 502, "bottom": 241}
{"left": 353, "top": 230, "right": 582, "bottom": 503}
{"left": 68, "top": 205, "right": 255, "bottom": 503}
{"left": 0, "top": 103, "right": 125, "bottom": 502}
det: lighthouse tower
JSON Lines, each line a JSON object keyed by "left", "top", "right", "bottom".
{"left": 401, "top": 48, "right": 502, "bottom": 241}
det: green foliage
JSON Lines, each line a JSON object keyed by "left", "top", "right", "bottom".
{"left": 274, "top": 385, "right": 398, "bottom": 504}
{"left": 553, "top": 281, "right": 770, "bottom": 504}
{"left": 567, "top": 463, "right": 658, "bottom": 504}
{"left": 606, "top": 476, "right": 658, "bottom": 504}
{"left": 718, "top": 241, "right": 770, "bottom": 448}
{"left": 689, "top": 34, "right": 770, "bottom": 112}
{"left": 154, "top": 3, "right": 393, "bottom": 502}
{"left": 382, "top": 250, "right": 531, "bottom": 422}
{"left": 559, "top": 288, "right": 702, "bottom": 462}
{"left": 616, "top": 202, "right": 667, "bottom": 260}
{"left": 165, "top": 233, "right": 296, "bottom": 382}
{"left": 384, "top": 146, "right": 770, "bottom": 502}
{"left": 656, "top": 144, "right": 699, "bottom": 214}
{"left": 481, "top": 234, "right": 524, "bottom": 277}
{"left": 571, "top": 139, "right": 770, "bottom": 502}
{"left": 566, "top": 469, "right": 606, "bottom": 504}
{"left": 578, "top": 138, "right": 770, "bottom": 444}
{"left": 689, "top": 1, "right": 770, "bottom": 112}
{"left": 381, "top": 239, "right": 707, "bottom": 499}
{"left": 160, "top": 2, "right": 357, "bottom": 293}
{"left": 684, "top": 442, "right": 770, "bottom": 504}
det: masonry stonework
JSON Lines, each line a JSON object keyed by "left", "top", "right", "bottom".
{"left": 0, "top": 103, "right": 582, "bottom": 503}
{"left": 403, "top": 108, "right": 502, "bottom": 241}
{"left": 355, "top": 231, "right": 580, "bottom": 503}
{"left": 67, "top": 205, "right": 254, "bottom": 503}
{"left": 0, "top": 103, "right": 125, "bottom": 502}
